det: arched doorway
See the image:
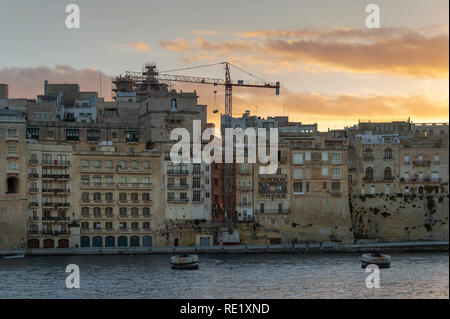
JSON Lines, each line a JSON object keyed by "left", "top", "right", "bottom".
{"left": 143, "top": 236, "right": 152, "bottom": 247}
{"left": 130, "top": 236, "right": 140, "bottom": 247}
{"left": 28, "top": 239, "right": 40, "bottom": 249}
{"left": 58, "top": 239, "right": 69, "bottom": 248}
{"left": 43, "top": 239, "right": 54, "bottom": 248}
{"left": 80, "top": 236, "right": 90, "bottom": 248}
{"left": 118, "top": 236, "right": 128, "bottom": 247}
{"left": 92, "top": 236, "right": 103, "bottom": 248}
{"left": 105, "top": 236, "right": 115, "bottom": 247}
{"left": 6, "top": 177, "right": 19, "bottom": 194}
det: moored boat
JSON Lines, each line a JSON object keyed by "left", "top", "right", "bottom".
{"left": 2, "top": 254, "right": 25, "bottom": 259}
{"left": 170, "top": 254, "right": 199, "bottom": 270}
{"left": 361, "top": 252, "right": 391, "bottom": 268}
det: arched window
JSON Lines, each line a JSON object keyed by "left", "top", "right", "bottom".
{"left": 6, "top": 177, "right": 19, "bottom": 194}
{"left": 81, "top": 207, "right": 89, "bottom": 217}
{"left": 131, "top": 207, "right": 139, "bottom": 217}
{"left": 363, "top": 148, "right": 373, "bottom": 161}
{"left": 105, "top": 192, "right": 113, "bottom": 201}
{"left": 105, "top": 207, "right": 113, "bottom": 217}
{"left": 131, "top": 193, "right": 138, "bottom": 201}
{"left": 81, "top": 222, "right": 89, "bottom": 230}
{"left": 93, "top": 192, "right": 101, "bottom": 201}
{"left": 119, "top": 193, "right": 127, "bottom": 201}
{"left": 119, "top": 207, "right": 127, "bottom": 217}
{"left": 93, "top": 207, "right": 101, "bottom": 217}
{"left": 171, "top": 98, "right": 177, "bottom": 112}
{"left": 142, "top": 193, "right": 150, "bottom": 201}
{"left": 82, "top": 192, "right": 90, "bottom": 201}
{"left": 384, "top": 167, "right": 392, "bottom": 180}
{"left": 384, "top": 148, "right": 393, "bottom": 160}
{"left": 364, "top": 167, "right": 374, "bottom": 180}
{"left": 143, "top": 207, "right": 150, "bottom": 217}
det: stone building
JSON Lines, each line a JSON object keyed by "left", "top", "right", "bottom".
{"left": 0, "top": 109, "right": 27, "bottom": 250}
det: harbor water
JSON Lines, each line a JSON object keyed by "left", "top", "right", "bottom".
{"left": 0, "top": 252, "right": 448, "bottom": 299}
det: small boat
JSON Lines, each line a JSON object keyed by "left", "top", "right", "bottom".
{"left": 361, "top": 252, "right": 391, "bottom": 268}
{"left": 170, "top": 254, "right": 199, "bottom": 270}
{"left": 2, "top": 254, "right": 25, "bottom": 259}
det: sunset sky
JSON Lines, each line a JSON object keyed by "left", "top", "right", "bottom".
{"left": 0, "top": 0, "right": 448, "bottom": 130}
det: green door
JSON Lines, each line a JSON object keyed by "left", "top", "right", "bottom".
{"left": 130, "top": 236, "right": 140, "bottom": 247}
{"left": 92, "top": 236, "right": 103, "bottom": 248}
{"left": 118, "top": 236, "right": 128, "bottom": 247}
{"left": 80, "top": 236, "right": 90, "bottom": 248}
{"left": 105, "top": 236, "right": 115, "bottom": 247}
{"left": 143, "top": 236, "right": 152, "bottom": 247}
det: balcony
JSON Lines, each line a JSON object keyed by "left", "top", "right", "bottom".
{"left": 29, "top": 216, "right": 39, "bottom": 222}
{"left": 239, "top": 202, "right": 252, "bottom": 207}
{"left": 363, "top": 154, "right": 374, "bottom": 161}
{"left": 239, "top": 185, "right": 253, "bottom": 191}
{"left": 42, "top": 160, "right": 71, "bottom": 167}
{"left": 259, "top": 173, "right": 287, "bottom": 180}
{"left": 28, "top": 159, "right": 39, "bottom": 165}
{"left": 192, "top": 170, "right": 203, "bottom": 175}
{"left": 29, "top": 173, "right": 39, "bottom": 179}
{"left": 28, "top": 188, "right": 39, "bottom": 193}
{"left": 192, "top": 197, "right": 204, "bottom": 204}
{"left": 413, "top": 160, "right": 431, "bottom": 167}
{"left": 28, "top": 202, "right": 39, "bottom": 207}
{"left": 42, "top": 188, "right": 70, "bottom": 194}
{"left": 240, "top": 169, "right": 251, "bottom": 175}
{"left": 255, "top": 209, "right": 290, "bottom": 214}
{"left": 42, "top": 216, "right": 71, "bottom": 222}
{"left": 41, "top": 231, "right": 70, "bottom": 236}
{"left": 167, "top": 183, "right": 189, "bottom": 190}
{"left": 6, "top": 152, "right": 19, "bottom": 159}
{"left": 118, "top": 167, "right": 152, "bottom": 174}
{"left": 167, "top": 197, "right": 189, "bottom": 203}
{"left": 6, "top": 135, "right": 19, "bottom": 142}
{"left": 79, "top": 166, "right": 115, "bottom": 173}
{"left": 118, "top": 183, "right": 152, "bottom": 189}
{"left": 328, "top": 189, "right": 342, "bottom": 195}
{"left": 167, "top": 169, "right": 189, "bottom": 175}
{"left": 6, "top": 167, "right": 19, "bottom": 175}
{"left": 80, "top": 182, "right": 115, "bottom": 189}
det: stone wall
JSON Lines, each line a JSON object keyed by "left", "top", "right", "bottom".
{"left": 350, "top": 193, "right": 449, "bottom": 241}
{"left": 0, "top": 197, "right": 27, "bottom": 249}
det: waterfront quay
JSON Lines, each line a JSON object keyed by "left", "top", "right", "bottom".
{"left": 1, "top": 241, "right": 448, "bottom": 257}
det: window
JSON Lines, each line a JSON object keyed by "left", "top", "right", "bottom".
{"left": 105, "top": 192, "right": 113, "bottom": 201}
{"left": 384, "top": 167, "right": 392, "bottom": 180}
{"left": 331, "top": 152, "right": 341, "bottom": 164}
{"left": 131, "top": 221, "right": 139, "bottom": 230}
{"left": 404, "top": 172, "right": 409, "bottom": 182}
{"left": 293, "top": 168, "right": 304, "bottom": 180}
{"left": 87, "top": 130, "right": 100, "bottom": 141}
{"left": 142, "top": 193, "right": 150, "bottom": 201}
{"left": 322, "top": 182, "right": 327, "bottom": 190}
{"left": 293, "top": 153, "right": 304, "bottom": 164}
{"left": 105, "top": 160, "right": 113, "bottom": 168}
{"left": 26, "top": 128, "right": 39, "bottom": 140}
{"left": 142, "top": 161, "right": 150, "bottom": 169}
{"left": 384, "top": 148, "right": 393, "bottom": 160}
{"left": 384, "top": 187, "right": 390, "bottom": 195}
{"left": 370, "top": 186, "right": 376, "bottom": 195}
{"left": 434, "top": 154, "right": 440, "bottom": 165}
{"left": 193, "top": 191, "right": 201, "bottom": 202}
{"left": 119, "top": 193, "right": 127, "bottom": 201}
{"left": 331, "top": 167, "right": 341, "bottom": 179}
{"left": 418, "top": 154, "right": 423, "bottom": 163}
{"left": 364, "top": 167, "right": 374, "bottom": 180}
{"left": 105, "top": 222, "right": 113, "bottom": 230}
{"left": 119, "top": 208, "right": 127, "bottom": 217}
{"left": 418, "top": 172, "right": 424, "bottom": 182}
{"left": 430, "top": 172, "right": 440, "bottom": 182}
{"left": 93, "top": 207, "right": 101, "bottom": 217}
{"left": 93, "top": 192, "right": 101, "bottom": 201}
{"left": 82, "top": 192, "right": 90, "bottom": 201}
{"left": 131, "top": 161, "right": 138, "bottom": 168}
{"left": 81, "top": 207, "right": 89, "bottom": 217}
{"left": 322, "top": 166, "right": 328, "bottom": 177}
{"left": 305, "top": 152, "right": 311, "bottom": 161}
{"left": 66, "top": 129, "right": 79, "bottom": 141}
{"left": 81, "top": 175, "right": 90, "bottom": 184}
{"left": 142, "top": 177, "right": 150, "bottom": 184}
{"left": 105, "top": 175, "right": 113, "bottom": 184}
{"left": 105, "top": 207, "right": 113, "bottom": 217}
{"left": 93, "top": 160, "right": 101, "bottom": 168}
{"left": 305, "top": 168, "right": 311, "bottom": 179}
{"left": 293, "top": 182, "right": 303, "bottom": 194}
{"left": 143, "top": 208, "right": 150, "bottom": 217}
{"left": 126, "top": 131, "right": 139, "bottom": 142}
{"left": 404, "top": 155, "right": 410, "bottom": 165}
{"left": 305, "top": 182, "right": 310, "bottom": 193}
{"left": 331, "top": 182, "right": 341, "bottom": 193}
{"left": 193, "top": 178, "right": 201, "bottom": 188}
{"left": 131, "top": 193, "right": 138, "bottom": 201}
{"left": 119, "top": 160, "right": 127, "bottom": 168}
{"left": 131, "top": 208, "right": 139, "bottom": 217}
{"left": 321, "top": 152, "right": 328, "bottom": 161}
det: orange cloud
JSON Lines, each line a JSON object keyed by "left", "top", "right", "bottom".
{"left": 159, "top": 27, "right": 449, "bottom": 78}
{"left": 128, "top": 41, "right": 152, "bottom": 52}
{"left": 158, "top": 38, "right": 192, "bottom": 52}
